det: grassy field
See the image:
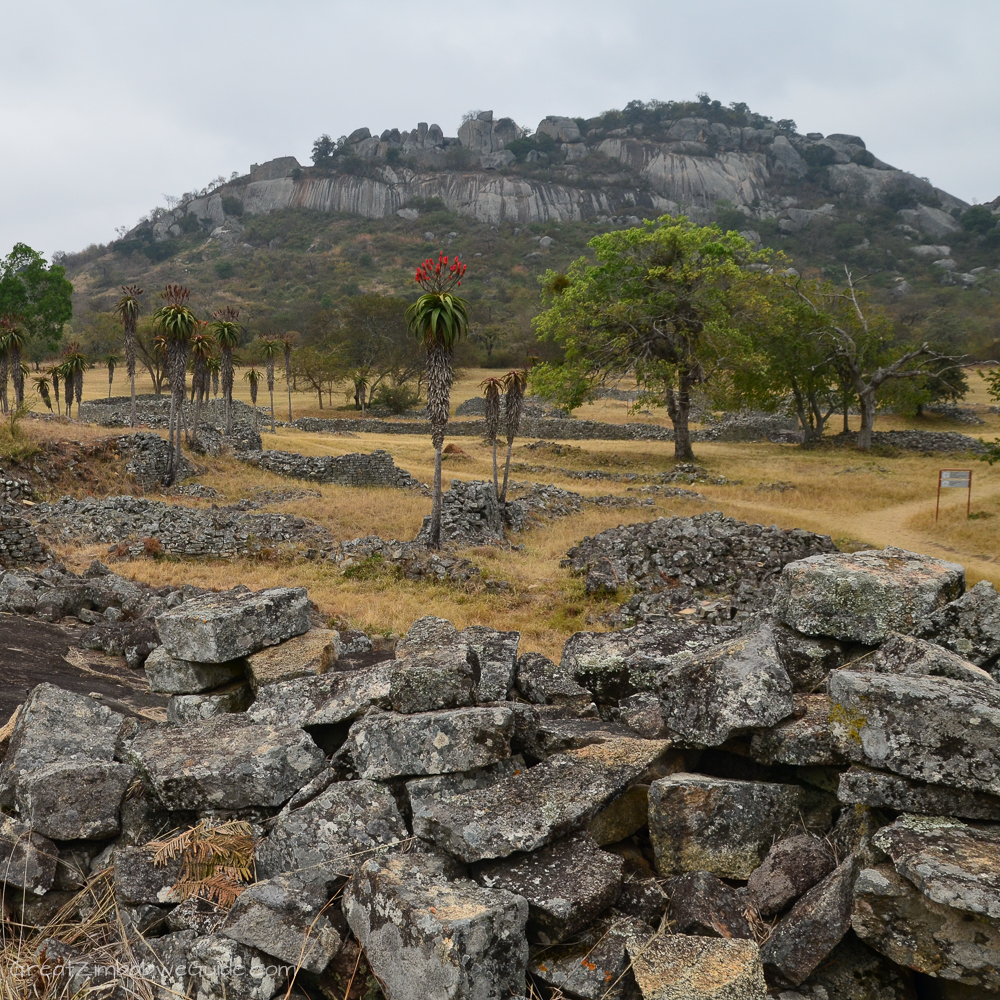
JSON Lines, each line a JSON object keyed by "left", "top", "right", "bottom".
{"left": 15, "top": 366, "right": 1000, "bottom": 659}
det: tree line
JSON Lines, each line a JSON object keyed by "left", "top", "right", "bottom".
{"left": 529, "top": 217, "right": 971, "bottom": 456}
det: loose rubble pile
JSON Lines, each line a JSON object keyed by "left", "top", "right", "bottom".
{"left": 240, "top": 448, "right": 418, "bottom": 488}
{"left": 700, "top": 409, "right": 803, "bottom": 443}
{"left": 565, "top": 511, "right": 839, "bottom": 612}
{"left": 28, "top": 496, "right": 332, "bottom": 560}
{"left": 832, "top": 429, "right": 987, "bottom": 453}
{"left": 4, "top": 545, "right": 1000, "bottom": 997}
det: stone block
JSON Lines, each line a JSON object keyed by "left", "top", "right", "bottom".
{"left": 648, "top": 774, "right": 805, "bottom": 878}
{"left": 414, "top": 738, "right": 670, "bottom": 863}
{"left": 829, "top": 668, "right": 1000, "bottom": 794}
{"left": 245, "top": 628, "right": 341, "bottom": 691}
{"left": 14, "top": 760, "right": 134, "bottom": 840}
{"left": 166, "top": 681, "right": 252, "bottom": 724}
{"left": 113, "top": 845, "right": 183, "bottom": 905}
{"left": 516, "top": 651, "right": 594, "bottom": 713}
{"left": 255, "top": 779, "right": 407, "bottom": 883}
{"left": 653, "top": 626, "right": 794, "bottom": 746}
{"left": 343, "top": 851, "right": 529, "bottom": 1000}
{"left": 853, "top": 864, "right": 1000, "bottom": 992}
{"left": 917, "top": 578, "right": 1000, "bottom": 667}
{"left": 0, "top": 683, "right": 124, "bottom": 809}
{"left": 473, "top": 832, "right": 623, "bottom": 942}
{"left": 0, "top": 814, "right": 57, "bottom": 894}
{"left": 144, "top": 645, "right": 247, "bottom": 694}
{"left": 247, "top": 662, "right": 392, "bottom": 727}
{"left": 773, "top": 547, "right": 964, "bottom": 644}
{"left": 188, "top": 933, "right": 290, "bottom": 1000}
{"left": 665, "top": 870, "right": 752, "bottom": 938}
{"left": 126, "top": 715, "right": 326, "bottom": 810}
{"left": 347, "top": 707, "right": 513, "bottom": 780}
{"left": 749, "top": 694, "right": 845, "bottom": 766}
{"left": 155, "top": 586, "right": 311, "bottom": 662}
{"left": 589, "top": 783, "right": 649, "bottom": 846}
{"left": 221, "top": 873, "right": 342, "bottom": 975}
{"left": 760, "top": 856, "right": 858, "bottom": 987}
{"left": 627, "top": 934, "right": 768, "bottom": 1000}
{"left": 462, "top": 625, "right": 519, "bottom": 701}
{"left": 747, "top": 834, "right": 835, "bottom": 917}
{"left": 838, "top": 766, "right": 1000, "bottom": 821}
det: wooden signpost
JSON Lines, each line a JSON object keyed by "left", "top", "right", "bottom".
{"left": 936, "top": 469, "right": 972, "bottom": 521}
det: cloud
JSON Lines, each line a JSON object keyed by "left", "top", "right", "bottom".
{"left": 2, "top": 0, "right": 997, "bottom": 256}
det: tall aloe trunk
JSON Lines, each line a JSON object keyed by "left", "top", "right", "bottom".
{"left": 10, "top": 346, "right": 23, "bottom": 407}
{"left": 425, "top": 342, "right": 453, "bottom": 549}
{"left": 222, "top": 347, "right": 234, "bottom": 434}
{"left": 266, "top": 357, "right": 276, "bottom": 433}
{"left": 284, "top": 347, "right": 293, "bottom": 422}
{"left": 0, "top": 355, "right": 8, "bottom": 415}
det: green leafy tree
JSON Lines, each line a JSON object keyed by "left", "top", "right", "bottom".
{"left": 114, "top": 285, "right": 143, "bottom": 426}
{"left": 290, "top": 346, "right": 339, "bottom": 410}
{"left": 532, "top": 217, "right": 776, "bottom": 460}
{"left": 0, "top": 244, "right": 73, "bottom": 359}
{"left": 405, "top": 254, "right": 470, "bottom": 549}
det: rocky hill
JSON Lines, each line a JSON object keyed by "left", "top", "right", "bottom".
{"left": 63, "top": 97, "right": 1000, "bottom": 361}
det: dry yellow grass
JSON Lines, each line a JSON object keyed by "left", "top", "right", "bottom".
{"left": 25, "top": 367, "right": 1000, "bottom": 658}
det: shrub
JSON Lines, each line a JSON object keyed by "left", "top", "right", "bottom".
{"left": 373, "top": 383, "right": 420, "bottom": 413}
{"left": 221, "top": 195, "right": 244, "bottom": 217}
{"left": 214, "top": 260, "right": 234, "bottom": 279}
{"left": 962, "top": 205, "right": 998, "bottom": 235}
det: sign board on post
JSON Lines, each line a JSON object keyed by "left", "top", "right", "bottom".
{"left": 937, "top": 469, "right": 972, "bottom": 521}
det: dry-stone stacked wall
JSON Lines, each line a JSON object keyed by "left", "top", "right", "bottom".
{"left": 240, "top": 448, "right": 417, "bottom": 488}
{"left": 2, "top": 547, "right": 1000, "bottom": 996}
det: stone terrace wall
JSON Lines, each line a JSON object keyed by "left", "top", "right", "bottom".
{"left": 292, "top": 416, "right": 677, "bottom": 441}
{"left": 240, "top": 448, "right": 417, "bottom": 488}
{"left": 0, "top": 507, "right": 47, "bottom": 566}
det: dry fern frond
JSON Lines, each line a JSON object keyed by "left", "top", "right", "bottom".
{"left": 147, "top": 820, "right": 257, "bottom": 909}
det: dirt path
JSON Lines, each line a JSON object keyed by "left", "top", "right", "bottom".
{"left": 711, "top": 482, "right": 1000, "bottom": 587}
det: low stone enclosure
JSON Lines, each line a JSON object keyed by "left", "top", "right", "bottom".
{"left": 4, "top": 543, "right": 1000, "bottom": 997}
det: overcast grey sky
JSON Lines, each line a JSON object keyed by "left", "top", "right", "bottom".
{"left": 2, "top": 0, "right": 998, "bottom": 259}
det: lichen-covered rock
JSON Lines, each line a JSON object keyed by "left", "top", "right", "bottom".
{"left": 406, "top": 758, "right": 527, "bottom": 831}
{"left": 14, "top": 760, "right": 135, "bottom": 840}
{"left": 747, "top": 834, "right": 836, "bottom": 918}
{"left": 245, "top": 628, "right": 341, "bottom": 691}
{"left": 472, "top": 832, "right": 623, "bottom": 942}
{"left": 144, "top": 645, "right": 247, "bottom": 694}
{"left": 221, "top": 873, "right": 342, "bottom": 975}
{"left": 390, "top": 617, "right": 479, "bottom": 713}
{"left": 155, "top": 586, "right": 311, "bottom": 662}
{"left": 760, "top": 855, "right": 857, "bottom": 987}
{"left": 773, "top": 624, "right": 852, "bottom": 692}
{"left": 530, "top": 914, "right": 652, "bottom": 1000}
{"left": 414, "top": 738, "right": 670, "bottom": 863}
{"left": 0, "top": 683, "right": 124, "bottom": 810}
{"left": 829, "top": 668, "right": 1000, "bottom": 794}
{"left": 516, "top": 651, "right": 593, "bottom": 713}
{"left": 126, "top": 715, "right": 326, "bottom": 810}
{"left": 347, "top": 707, "right": 513, "bottom": 780}
{"left": 562, "top": 618, "right": 735, "bottom": 704}
{"left": 653, "top": 626, "right": 794, "bottom": 746}
{"left": 773, "top": 547, "right": 964, "bottom": 644}
{"left": 519, "top": 717, "right": 639, "bottom": 759}
{"left": 343, "top": 851, "right": 529, "bottom": 1000}
{"left": 255, "top": 779, "right": 407, "bottom": 883}
{"left": 627, "top": 934, "right": 768, "bottom": 1000}
{"left": 247, "top": 662, "right": 392, "bottom": 727}
{"left": 749, "top": 694, "right": 845, "bottom": 766}
{"left": 917, "top": 578, "right": 1000, "bottom": 668}
{"left": 648, "top": 774, "right": 806, "bottom": 879}
{"left": 873, "top": 632, "right": 995, "bottom": 684}
{"left": 166, "top": 682, "right": 253, "bottom": 724}
{"left": 0, "top": 814, "right": 57, "bottom": 894}
{"left": 873, "top": 815, "right": 1000, "bottom": 918}
{"left": 798, "top": 935, "right": 916, "bottom": 1000}
{"left": 853, "top": 864, "right": 1000, "bottom": 992}
{"left": 665, "top": 870, "right": 752, "bottom": 938}
{"left": 113, "top": 845, "right": 183, "bottom": 905}
{"left": 188, "top": 933, "right": 290, "bottom": 1000}
{"left": 838, "top": 766, "right": 1000, "bottom": 821}
{"left": 461, "top": 625, "right": 519, "bottom": 702}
